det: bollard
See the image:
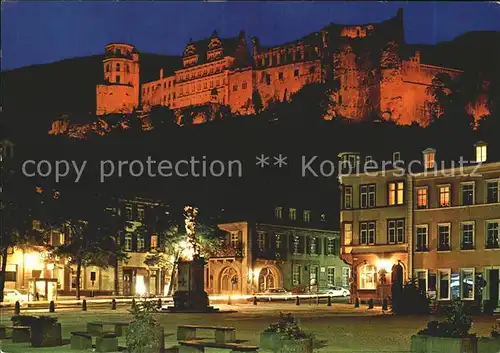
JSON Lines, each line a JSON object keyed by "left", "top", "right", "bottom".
{"left": 368, "top": 298, "right": 374, "bottom": 309}
{"left": 131, "top": 298, "right": 136, "bottom": 309}
{"left": 296, "top": 296, "right": 300, "bottom": 306}
{"left": 111, "top": 298, "right": 117, "bottom": 310}
{"left": 227, "top": 295, "right": 232, "bottom": 305}
{"left": 327, "top": 296, "right": 332, "bottom": 307}
{"left": 354, "top": 297, "right": 360, "bottom": 308}
{"left": 382, "top": 298, "right": 388, "bottom": 311}
{"left": 157, "top": 298, "right": 162, "bottom": 310}
{"left": 253, "top": 296, "right": 257, "bottom": 305}
{"left": 82, "top": 299, "right": 87, "bottom": 311}
{"left": 316, "top": 296, "right": 320, "bottom": 305}
{"left": 14, "top": 301, "right": 21, "bottom": 315}
{"left": 49, "top": 301, "right": 55, "bottom": 313}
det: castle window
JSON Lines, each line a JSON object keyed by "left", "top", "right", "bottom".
{"left": 241, "top": 81, "right": 247, "bottom": 90}
{"left": 173, "top": 93, "right": 176, "bottom": 99}
{"left": 116, "top": 75, "right": 121, "bottom": 83}
{"left": 106, "top": 64, "right": 110, "bottom": 73}
{"left": 116, "top": 63, "right": 121, "bottom": 72}
{"left": 197, "top": 83, "right": 201, "bottom": 91}
{"left": 168, "top": 94, "right": 171, "bottom": 101}
{"left": 204, "top": 82, "right": 207, "bottom": 89}
{"left": 266, "top": 74, "right": 271, "bottom": 85}
{"left": 309, "top": 66, "right": 316, "bottom": 74}
{"left": 294, "top": 69, "right": 299, "bottom": 78}
{"left": 126, "top": 65, "right": 130, "bottom": 73}
{"left": 169, "top": 81, "right": 172, "bottom": 88}
{"left": 210, "top": 81, "right": 214, "bottom": 88}
{"left": 233, "top": 84, "right": 238, "bottom": 92}
{"left": 164, "top": 82, "right": 166, "bottom": 89}
{"left": 278, "top": 72, "right": 284, "bottom": 81}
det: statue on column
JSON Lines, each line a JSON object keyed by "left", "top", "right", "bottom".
{"left": 184, "top": 206, "right": 199, "bottom": 258}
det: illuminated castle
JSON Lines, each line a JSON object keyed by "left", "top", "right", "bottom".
{"left": 96, "top": 9, "right": 462, "bottom": 125}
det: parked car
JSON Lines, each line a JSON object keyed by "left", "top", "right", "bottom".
{"left": 254, "top": 288, "right": 292, "bottom": 301}
{"left": 321, "top": 286, "right": 350, "bottom": 297}
{"left": 2, "top": 289, "right": 29, "bottom": 304}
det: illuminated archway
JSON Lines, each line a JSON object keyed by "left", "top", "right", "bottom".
{"left": 219, "top": 267, "right": 240, "bottom": 294}
{"left": 257, "top": 266, "right": 282, "bottom": 292}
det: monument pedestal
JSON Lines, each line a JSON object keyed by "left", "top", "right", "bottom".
{"left": 166, "top": 256, "right": 219, "bottom": 313}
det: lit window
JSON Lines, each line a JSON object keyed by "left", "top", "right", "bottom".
{"left": 125, "top": 204, "right": 133, "bottom": 220}
{"left": 294, "top": 69, "right": 299, "bottom": 77}
{"left": 416, "top": 225, "right": 428, "bottom": 252}
{"left": 326, "top": 237, "right": 336, "bottom": 255}
{"left": 292, "top": 235, "right": 300, "bottom": 254}
{"left": 360, "top": 184, "right": 376, "bottom": 208}
{"left": 257, "top": 232, "right": 266, "bottom": 251}
{"left": 416, "top": 187, "right": 428, "bottom": 209}
{"left": 303, "top": 210, "right": 311, "bottom": 223}
{"left": 275, "top": 234, "right": 282, "bottom": 249}
{"left": 461, "top": 182, "right": 475, "bottom": 205}
{"left": 344, "top": 186, "right": 353, "bottom": 209}
{"left": 360, "top": 221, "right": 375, "bottom": 245}
{"left": 232, "top": 84, "right": 238, "bottom": 92}
{"left": 150, "top": 235, "right": 158, "bottom": 250}
{"left": 415, "top": 270, "right": 428, "bottom": 292}
{"left": 278, "top": 72, "right": 284, "bottom": 81}
{"left": 438, "top": 185, "right": 451, "bottom": 207}
{"left": 388, "top": 219, "right": 405, "bottom": 244}
{"left": 137, "top": 206, "right": 145, "bottom": 221}
{"left": 310, "top": 266, "right": 318, "bottom": 286}
{"left": 116, "top": 75, "right": 121, "bottom": 83}
{"left": 116, "top": 63, "right": 121, "bottom": 72}
{"left": 242, "top": 81, "right": 247, "bottom": 89}
{"left": 388, "top": 181, "right": 404, "bottom": 205}
{"left": 342, "top": 267, "right": 350, "bottom": 288}
{"left": 343, "top": 223, "right": 352, "bottom": 246}
{"left": 125, "top": 234, "right": 132, "bottom": 251}
{"left": 137, "top": 235, "right": 145, "bottom": 251}
{"left": 292, "top": 265, "right": 301, "bottom": 285}
{"left": 359, "top": 264, "right": 376, "bottom": 290}
{"left": 275, "top": 207, "right": 283, "bottom": 219}
{"left": 475, "top": 143, "right": 487, "bottom": 163}
{"left": 461, "top": 222, "right": 475, "bottom": 250}
{"left": 320, "top": 213, "right": 326, "bottom": 222}
{"left": 460, "top": 269, "right": 474, "bottom": 300}
{"left": 309, "top": 237, "right": 318, "bottom": 254}
{"left": 423, "top": 150, "right": 436, "bottom": 169}
{"left": 486, "top": 221, "right": 499, "bottom": 249}
{"left": 438, "top": 224, "right": 451, "bottom": 251}
{"left": 486, "top": 181, "right": 499, "bottom": 203}
{"left": 230, "top": 231, "right": 240, "bottom": 248}
{"left": 327, "top": 267, "right": 335, "bottom": 286}
{"left": 437, "top": 269, "right": 451, "bottom": 300}
{"left": 289, "top": 208, "right": 297, "bottom": 220}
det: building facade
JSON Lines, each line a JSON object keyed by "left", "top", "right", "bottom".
{"left": 339, "top": 143, "right": 500, "bottom": 310}
{"left": 207, "top": 211, "right": 348, "bottom": 295}
{"left": 96, "top": 9, "right": 466, "bottom": 125}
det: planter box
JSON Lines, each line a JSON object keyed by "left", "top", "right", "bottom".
{"left": 411, "top": 334, "right": 477, "bottom": 353}
{"left": 259, "top": 332, "right": 313, "bottom": 353}
{"left": 478, "top": 337, "right": 500, "bottom": 353}
{"left": 31, "top": 323, "right": 62, "bottom": 347}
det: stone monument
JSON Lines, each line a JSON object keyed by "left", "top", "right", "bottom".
{"left": 167, "top": 206, "right": 218, "bottom": 312}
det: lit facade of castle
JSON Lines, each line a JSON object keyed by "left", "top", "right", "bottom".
{"left": 96, "top": 9, "right": 462, "bottom": 125}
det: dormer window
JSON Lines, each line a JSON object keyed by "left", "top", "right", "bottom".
{"left": 423, "top": 148, "right": 436, "bottom": 169}
{"left": 475, "top": 141, "right": 487, "bottom": 163}
{"left": 393, "top": 152, "right": 401, "bottom": 163}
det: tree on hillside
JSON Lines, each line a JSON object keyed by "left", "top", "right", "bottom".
{"left": 286, "top": 83, "right": 336, "bottom": 124}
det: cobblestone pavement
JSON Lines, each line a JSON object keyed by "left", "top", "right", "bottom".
{"left": 0, "top": 302, "right": 497, "bottom": 352}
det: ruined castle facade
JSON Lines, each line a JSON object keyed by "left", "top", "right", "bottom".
{"left": 96, "top": 9, "right": 462, "bottom": 125}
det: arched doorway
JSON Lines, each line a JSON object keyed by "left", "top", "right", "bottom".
{"left": 258, "top": 267, "right": 279, "bottom": 292}
{"left": 219, "top": 267, "right": 239, "bottom": 294}
{"left": 391, "top": 263, "right": 404, "bottom": 312}
{"left": 391, "top": 263, "right": 404, "bottom": 287}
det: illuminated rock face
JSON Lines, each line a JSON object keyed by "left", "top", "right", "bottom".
{"left": 95, "top": 9, "right": 481, "bottom": 125}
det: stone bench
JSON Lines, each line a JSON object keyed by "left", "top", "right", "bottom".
{"left": 70, "top": 331, "right": 118, "bottom": 352}
{"left": 179, "top": 340, "right": 259, "bottom": 353}
{"left": 177, "top": 325, "right": 236, "bottom": 344}
{"left": 12, "top": 326, "right": 30, "bottom": 343}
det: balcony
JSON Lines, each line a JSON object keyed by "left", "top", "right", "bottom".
{"left": 210, "top": 244, "right": 243, "bottom": 258}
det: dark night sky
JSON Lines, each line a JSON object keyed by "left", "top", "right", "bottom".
{"left": 2, "top": 1, "right": 500, "bottom": 70}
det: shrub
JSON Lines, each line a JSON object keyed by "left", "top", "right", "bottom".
{"left": 126, "top": 300, "right": 161, "bottom": 353}
{"left": 393, "top": 277, "right": 430, "bottom": 315}
{"left": 264, "top": 312, "right": 314, "bottom": 340}
{"left": 491, "top": 324, "right": 500, "bottom": 338}
{"left": 418, "top": 299, "right": 474, "bottom": 338}
{"left": 11, "top": 315, "right": 56, "bottom": 327}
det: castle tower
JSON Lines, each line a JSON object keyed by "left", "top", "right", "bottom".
{"left": 96, "top": 43, "right": 140, "bottom": 116}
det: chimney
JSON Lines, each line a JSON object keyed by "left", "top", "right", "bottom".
{"left": 159, "top": 68, "right": 164, "bottom": 79}
{"left": 474, "top": 141, "right": 487, "bottom": 163}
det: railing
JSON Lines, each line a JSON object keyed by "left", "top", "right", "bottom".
{"left": 210, "top": 244, "right": 243, "bottom": 258}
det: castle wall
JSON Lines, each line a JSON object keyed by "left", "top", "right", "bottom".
{"left": 96, "top": 84, "right": 136, "bottom": 115}
{"left": 228, "top": 69, "right": 254, "bottom": 114}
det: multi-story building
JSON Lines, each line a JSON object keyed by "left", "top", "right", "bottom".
{"left": 339, "top": 141, "right": 500, "bottom": 311}
{"left": 96, "top": 9, "right": 468, "bottom": 125}
{"left": 207, "top": 206, "right": 348, "bottom": 295}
